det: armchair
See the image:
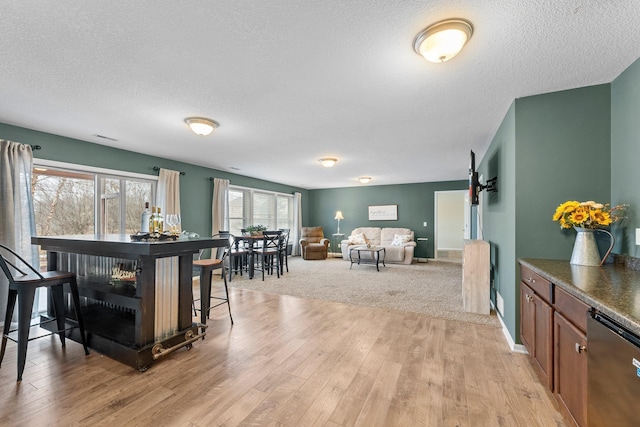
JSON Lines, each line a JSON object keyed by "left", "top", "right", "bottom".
{"left": 299, "top": 226, "right": 330, "bottom": 260}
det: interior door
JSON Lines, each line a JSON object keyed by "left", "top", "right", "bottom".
{"left": 434, "top": 190, "right": 466, "bottom": 260}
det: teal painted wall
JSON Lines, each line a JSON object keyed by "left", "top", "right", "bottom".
{"left": 479, "top": 84, "right": 612, "bottom": 342}
{"left": 514, "top": 84, "right": 611, "bottom": 261}
{"left": 0, "top": 123, "right": 310, "bottom": 238}
{"left": 478, "top": 101, "right": 517, "bottom": 338}
{"left": 612, "top": 56, "right": 640, "bottom": 257}
{"left": 308, "top": 181, "right": 468, "bottom": 259}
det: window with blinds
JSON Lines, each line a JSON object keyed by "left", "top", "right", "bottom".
{"left": 228, "top": 185, "right": 294, "bottom": 235}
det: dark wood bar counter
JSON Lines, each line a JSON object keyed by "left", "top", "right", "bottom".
{"left": 31, "top": 234, "right": 228, "bottom": 371}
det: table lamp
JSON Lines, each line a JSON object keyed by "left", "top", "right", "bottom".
{"left": 334, "top": 211, "right": 344, "bottom": 234}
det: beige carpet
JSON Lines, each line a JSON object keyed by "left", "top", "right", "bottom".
{"left": 226, "top": 256, "right": 500, "bottom": 327}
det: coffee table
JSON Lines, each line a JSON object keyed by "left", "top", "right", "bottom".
{"left": 350, "top": 246, "right": 386, "bottom": 271}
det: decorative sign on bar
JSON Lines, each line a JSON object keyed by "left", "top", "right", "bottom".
{"left": 368, "top": 204, "right": 398, "bottom": 221}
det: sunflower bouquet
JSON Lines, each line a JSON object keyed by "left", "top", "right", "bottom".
{"left": 552, "top": 200, "right": 627, "bottom": 229}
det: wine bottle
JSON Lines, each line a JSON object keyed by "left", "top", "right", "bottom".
{"left": 141, "top": 202, "right": 151, "bottom": 233}
{"left": 157, "top": 207, "right": 164, "bottom": 233}
{"left": 149, "top": 206, "right": 157, "bottom": 233}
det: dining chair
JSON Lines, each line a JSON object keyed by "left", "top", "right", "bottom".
{"left": 218, "top": 231, "right": 247, "bottom": 281}
{"left": 191, "top": 234, "right": 233, "bottom": 326}
{"left": 278, "top": 228, "right": 290, "bottom": 274}
{"left": 0, "top": 244, "right": 89, "bottom": 381}
{"left": 253, "top": 231, "right": 282, "bottom": 281}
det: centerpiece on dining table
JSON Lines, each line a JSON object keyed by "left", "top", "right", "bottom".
{"left": 244, "top": 225, "right": 267, "bottom": 236}
{"left": 552, "top": 200, "right": 628, "bottom": 266}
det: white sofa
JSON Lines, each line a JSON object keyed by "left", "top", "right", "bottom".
{"left": 340, "top": 227, "right": 416, "bottom": 265}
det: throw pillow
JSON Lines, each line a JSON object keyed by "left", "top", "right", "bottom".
{"left": 348, "top": 233, "right": 367, "bottom": 245}
{"left": 391, "top": 234, "right": 411, "bottom": 246}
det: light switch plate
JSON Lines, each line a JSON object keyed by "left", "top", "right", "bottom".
{"left": 423, "top": 221, "right": 427, "bottom": 227}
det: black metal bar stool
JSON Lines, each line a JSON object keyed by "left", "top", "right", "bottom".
{"left": 0, "top": 244, "right": 89, "bottom": 381}
{"left": 192, "top": 235, "right": 233, "bottom": 327}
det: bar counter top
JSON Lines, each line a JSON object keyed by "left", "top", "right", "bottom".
{"left": 32, "top": 234, "right": 225, "bottom": 258}
{"left": 520, "top": 258, "right": 640, "bottom": 335}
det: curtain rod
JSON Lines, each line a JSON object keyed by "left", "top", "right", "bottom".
{"left": 153, "top": 166, "right": 185, "bottom": 176}
{"left": 30, "top": 145, "right": 41, "bottom": 150}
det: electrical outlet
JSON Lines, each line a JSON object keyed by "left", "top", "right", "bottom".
{"left": 496, "top": 292, "right": 504, "bottom": 315}
{"left": 636, "top": 228, "right": 640, "bottom": 245}
{"left": 423, "top": 221, "right": 427, "bottom": 227}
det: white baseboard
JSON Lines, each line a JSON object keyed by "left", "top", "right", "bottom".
{"left": 496, "top": 311, "right": 528, "bottom": 354}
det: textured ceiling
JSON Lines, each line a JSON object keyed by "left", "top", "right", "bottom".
{"left": 2, "top": 1, "right": 640, "bottom": 189}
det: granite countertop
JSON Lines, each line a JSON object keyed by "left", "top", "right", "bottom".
{"left": 519, "top": 258, "right": 640, "bottom": 335}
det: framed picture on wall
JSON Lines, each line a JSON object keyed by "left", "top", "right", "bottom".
{"left": 368, "top": 204, "right": 398, "bottom": 221}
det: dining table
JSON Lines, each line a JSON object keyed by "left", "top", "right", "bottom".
{"left": 231, "top": 232, "right": 282, "bottom": 280}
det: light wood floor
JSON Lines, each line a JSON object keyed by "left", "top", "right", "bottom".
{"left": 0, "top": 285, "right": 565, "bottom": 426}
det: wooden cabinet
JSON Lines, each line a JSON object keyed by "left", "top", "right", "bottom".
{"left": 520, "top": 281, "right": 553, "bottom": 389}
{"left": 519, "top": 263, "right": 590, "bottom": 427}
{"left": 554, "top": 311, "right": 587, "bottom": 427}
{"left": 554, "top": 287, "right": 589, "bottom": 427}
{"left": 462, "top": 240, "right": 490, "bottom": 314}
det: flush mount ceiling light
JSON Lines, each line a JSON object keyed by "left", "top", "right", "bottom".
{"left": 184, "top": 117, "right": 219, "bottom": 136}
{"left": 320, "top": 158, "right": 338, "bottom": 168}
{"left": 358, "top": 177, "right": 372, "bottom": 184}
{"left": 413, "top": 18, "right": 473, "bottom": 63}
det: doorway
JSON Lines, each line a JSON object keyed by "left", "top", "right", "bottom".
{"left": 434, "top": 190, "right": 467, "bottom": 261}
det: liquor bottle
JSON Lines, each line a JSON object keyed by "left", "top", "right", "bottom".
{"left": 156, "top": 207, "right": 164, "bottom": 233}
{"left": 140, "top": 202, "right": 151, "bottom": 233}
{"left": 149, "top": 206, "right": 157, "bottom": 233}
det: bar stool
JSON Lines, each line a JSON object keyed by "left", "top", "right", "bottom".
{"left": 192, "top": 235, "right": 233, "bottom": 326}
{"left": 0, "top": 244, "right": 89, "bottom": 381}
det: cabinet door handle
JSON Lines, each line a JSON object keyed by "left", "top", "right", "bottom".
{"left": 575, "top": 343, "right": 587, "bottom": 354}
{"left": 527, "top": 277, "right": 536, "bottom": 284}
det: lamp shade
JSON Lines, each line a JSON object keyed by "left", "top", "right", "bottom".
{"left": 320, "top": 158, "right": 337, "bottom": 167}
{"left": 334, "top": 211, "right": 344, "bottom": 220}
{"left": 413, "top": 18, "right": 473, "bottom": 63}
{"left": 185, "top": 117, "right": 219, "bottom": 136}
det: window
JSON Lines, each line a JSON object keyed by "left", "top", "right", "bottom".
{"left": 228, "top": 185, "right": 294, "bottom": 235}
{"left": 32, "top": 161, "right": 156, "bottom": 237}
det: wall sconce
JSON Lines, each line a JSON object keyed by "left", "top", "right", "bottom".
{"left": 185, "top": 117, "right": 219, "bottom": 136}
{"left": 334, "top": 211, "right": 344, "bottom": 234}
{"left": 413, "top": 18, "right": 473, "bottom": 63}
{"left": 320, "top": 158, "right": 338, "bottom": 168}
{"left": 358, "top": 177, "right": 372, "bottom": 184}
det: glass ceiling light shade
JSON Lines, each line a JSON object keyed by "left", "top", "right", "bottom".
{"left": 358, "top": 177, "right": 372, "bottom": 184}
{"left": 413, "top": 18, "right": 473, "bottom": 63}
{"left": 185, "top": 117, "right": 219, "bottom": 136}
{"left": 320, "top": 158, "right": 337, "bottom": 168}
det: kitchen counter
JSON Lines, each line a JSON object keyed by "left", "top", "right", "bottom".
{"left": 520, "top": 258, "right": 640, "bottom": 335}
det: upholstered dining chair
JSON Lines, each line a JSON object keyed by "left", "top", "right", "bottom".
{"left": 299, "top": 226, "right": 330, "bottom": 260}
{"left": 0, "top": 244, "right": 89, "bottom": 381}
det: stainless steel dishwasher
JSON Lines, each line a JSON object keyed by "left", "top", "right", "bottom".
{"left": 587, "top": 311, "right": 640, "bottom": 427}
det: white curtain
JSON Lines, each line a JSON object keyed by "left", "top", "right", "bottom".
{"left": 156, "top": 168, "right": 181, "bottom": 232}
{"left": 211, "top": 178, "right": 229, "bottom": 235}
{"left": 0, "top": 140, "right": 37, "bottom": 324}
{"left": 291, "top": 192, "right": 302, "bottom": 256}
